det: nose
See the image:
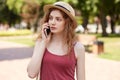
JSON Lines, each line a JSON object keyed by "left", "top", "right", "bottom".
{"left": 51, "top": 19, "right": 56, "bottom": 25}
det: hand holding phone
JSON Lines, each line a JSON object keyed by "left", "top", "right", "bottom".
{"left": 44, "top": 26, "right": 51, "bottom": 38}
{"left": 46, "top": 26, "right": 51, "bottom": 35}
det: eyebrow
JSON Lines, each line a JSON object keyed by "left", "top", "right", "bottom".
{"left": 49, "top": 15, "right": 63, "bottom": 19}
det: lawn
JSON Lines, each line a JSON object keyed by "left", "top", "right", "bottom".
{"left": 0, "top": 30, "right": 120, "bottom": 61}
{"left": 0, "top": 36, "right": 35, "bottom": 47}
{"left": 0, "top": 29, "right": 32, "bottom": 36}
{"left": 98, "top": 37, "right": 120, "bottom": 61}
{"left": 0, "top": 29, "right": 34, "bottom": 47}
{"left": 1, "top": 36, "right": 120, "bottom": 61}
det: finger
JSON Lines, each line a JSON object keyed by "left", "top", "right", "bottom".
{"left": 43, "top": 23, "right": 49, "bottom": 28}
{"left": 42, "top": 23, "right": 49, "bottom": 31}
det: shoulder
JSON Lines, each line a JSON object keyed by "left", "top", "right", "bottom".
{"left": 74, "top": 42, "right": 85, "bottom": 59}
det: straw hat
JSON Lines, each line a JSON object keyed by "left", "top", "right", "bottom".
{"left": 43, "top": 1, "right": 77, "bottom": 28}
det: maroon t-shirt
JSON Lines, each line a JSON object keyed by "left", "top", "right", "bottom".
{"left": 40, "top": 48, "right": 77, "bottom": 80}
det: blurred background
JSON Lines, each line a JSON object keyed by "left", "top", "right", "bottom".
{"left": 0, "top": 0, "right": 120, "bottom": 80}
{"left": 0, "top": 0, "right": 120, "bottom": 61}
{"left": 0, "top": 0, "right": 120, "bottom": 35}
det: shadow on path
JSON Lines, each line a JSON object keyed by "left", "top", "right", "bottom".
{"left": 0, "top": 47, "right": 33, "bottom": 61}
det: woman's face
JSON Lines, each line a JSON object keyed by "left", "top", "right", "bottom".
{"left": 48, "top": 9, "right": 66, "bottom": 34}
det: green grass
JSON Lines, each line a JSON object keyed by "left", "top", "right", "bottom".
{"left": 76, "top": 33, "right": 120, "bottom": 61}
{"left": 0, "top": 29, "right": 32, "bottom": 36}
{"left": 5, "top": 37, "right": 120, "bottom": 61}
{"left": 98, "top": 37, "right": 120, "bottom": 61}
{"left": 0, "top": 36, "right": 35, "bottom": 47}
{"left": 0, "top": 32, "right": 120, "bottom": 61}
{"left": 6, "top": 38, "right": 35, "bottom": 47}
{"left": 0, "top": 29, "right": 34, "bottom": 46}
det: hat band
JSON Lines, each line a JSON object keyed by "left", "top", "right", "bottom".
{"left": 55, "top": 4, "right": 70, "bottom": 12}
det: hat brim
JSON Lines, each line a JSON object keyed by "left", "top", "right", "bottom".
{"left": 43, "top": 5, "right": 77, "bottom": 28}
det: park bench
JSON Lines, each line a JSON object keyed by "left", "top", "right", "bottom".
{"left": 77, "top": 34, "right": 104, "bottom": 54}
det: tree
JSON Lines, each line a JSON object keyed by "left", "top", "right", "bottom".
{"left": 0, "top": 0, "right": 21, "bottom": 26}
{"left": 76, "top": 0, "right": 97, "bottom": 33}
{"left": 6, "top": 0, "right": 24, "bottom": 15}
{"left": 96, "top": 0, "right": 120, "bottom": 36}
{"left": 20, "top": 0, "right": 40, "bottom": 31}
{"left": 6, "top": 0, "right": 41, "bottom": 31}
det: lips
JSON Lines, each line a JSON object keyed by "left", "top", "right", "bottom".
{"left": 50, "top": 27, "right": 56, "bottom": 30}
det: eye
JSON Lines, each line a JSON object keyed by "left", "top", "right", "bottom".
{"left": 56, "top": 17, "right": 62, "bottom": 21}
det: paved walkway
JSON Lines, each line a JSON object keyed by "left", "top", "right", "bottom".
{"left": 0, "top": 41, "right": 120, "bottom": 80}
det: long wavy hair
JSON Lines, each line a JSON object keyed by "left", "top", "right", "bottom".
{"left": 37, "top": 8, "right": 77, "bottom": 54}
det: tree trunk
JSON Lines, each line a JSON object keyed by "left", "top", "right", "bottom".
{"left": 110, "top": 16, "right": 115, "bottom": 34}
{"left": 100, "top": 13, "right": 108, "bottom": 36}
{"left": 82, "top": 17, "right": 88, "bottom": 34}
{"left": 27, "top": 22, "right": 31, "bottom": 29}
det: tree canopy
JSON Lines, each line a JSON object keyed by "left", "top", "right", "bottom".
{"left": 0, "top": 0, "right": 120, "bottom": 35}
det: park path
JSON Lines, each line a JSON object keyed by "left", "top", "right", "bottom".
{"left": 0, "top": 40, "right": 120, "bottom": 80}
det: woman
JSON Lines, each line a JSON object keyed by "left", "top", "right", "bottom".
{"left": 27, "top": 1, "right": 85, "bottom": 80}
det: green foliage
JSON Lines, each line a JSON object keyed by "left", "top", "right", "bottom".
{"left": 63, "top": 0, "right": 78, "bottom": 6}
{"left": 75, "top": 16, "right": 83, "bottom": 24}
{"left": 115, "top": 1, "right": 120, "bottom": 15}
{"left": 76, "top": 0, "right": 97, "bottom": 16}
{"left": 0, "top": 0, "right": 6, "bottom": 11}
{"left": 0, "top": 0, "right": 21, "bottom": 25}
{"left": 88, "top": 16, "right": 94, "bottom": 24}
{"left": 0, "top": 5, "right": 21, "bottom": 25}
{"left": 42, "top": 0, "right": 57, "bottom": 3}
{"left": 6, "top": 0, "right": 24, "bottom": 14}
{"left": 0, "top": 0, "right": 120, "bottom": 34}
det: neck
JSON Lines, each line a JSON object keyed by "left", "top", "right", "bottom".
{"left": 51, "top": 33, "right": 64, "bottom": 43}
{"left": 48, "top": 33, "right": 68, "bottom": 53}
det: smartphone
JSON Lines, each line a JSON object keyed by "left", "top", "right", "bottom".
{"left": 46, "top": 26, "right": 51, "bottom": 35}
{"left": 44, "top": 26, "right": 51, "bottom": 37}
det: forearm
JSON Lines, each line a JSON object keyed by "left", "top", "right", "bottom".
{"left": 77, "top": 67, "right": 85, "bottom": 80}
{"left": 76, "top": 55, "right": 85, "bottom": 80}
{"left": 75, "top": 42, "right": 85, "bottom": 80}
{"left": 27, "top": 40, "right": 46, "bottom": 78}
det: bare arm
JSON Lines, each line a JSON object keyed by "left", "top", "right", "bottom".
{"left": 27, "top": 40, "right": 46, "bottom": 78}
{"left": 27, "top": 23, "right": 50, "bottom": 79}
{"left": 74, "top": 42, "right": 85, "bottom": 80}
